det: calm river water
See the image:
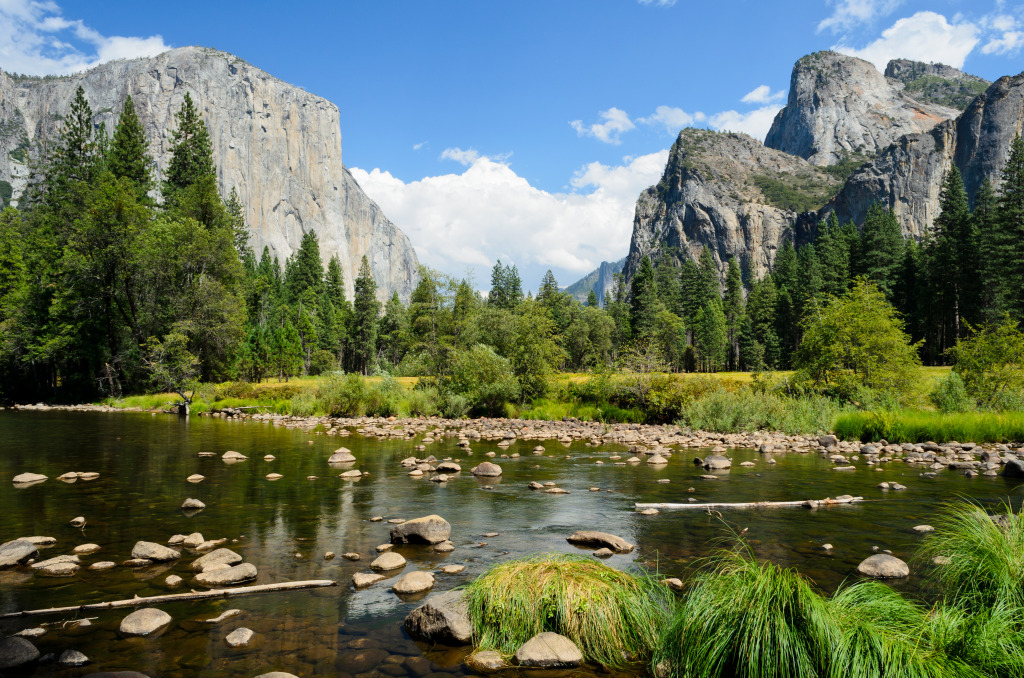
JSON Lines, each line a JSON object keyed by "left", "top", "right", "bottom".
{"left": 0, "top": 410, "right": 1021, "bottom": 677}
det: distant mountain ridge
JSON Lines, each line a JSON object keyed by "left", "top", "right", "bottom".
{"left": 564, "top": 258, "right": 625, "bottom": 304}
{"left": 0, "top": 46, "right": 419, "bottom": 301}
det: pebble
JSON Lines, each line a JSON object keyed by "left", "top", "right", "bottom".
{"left": 69, "top": 516, "right": 86, "bottom": 528}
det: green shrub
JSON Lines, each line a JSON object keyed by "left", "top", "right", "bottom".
{"left": 465, "top": 554, "right": 673, "bottom": 669}
{"left": 365, "top": 376, "right": 405, "bottom": 417}
{"left": 931, "top": 371, "right": 974, "bottom": 413}
{"left": 406, "top": 385, "right": 441, "bottom": 417}
{"left": 288, "top": 390, "right": 320, "bottom": 417}
{"left": 308, "top": 350, "right": 337, "bottom": 376}
{"left": 317, "top": 373, "right": 368, "bottom": 417}
{"left": 441, "top": 392, "right": 470, "bottom": 419}
{"left": 447, "top": 344, "right": 521, "bottom": 416}
{"left": 677, "top": 388, "right": 844, "bottom": 434}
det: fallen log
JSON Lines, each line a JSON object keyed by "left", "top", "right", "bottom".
{"left": 635, "top": 496, "right": 864, "bottom": 510}
{"left": 0, "top": 579, "right": 337, "bottom": 620}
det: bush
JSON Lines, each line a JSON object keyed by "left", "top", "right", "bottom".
{"left": 307, "top": 350, "right": 337, "bottom": 376}
{"left": 931, "top": 371, "right": 973, "bottom": 413}
{"left": 465, "top": 554, "right": 673, "bottom": 669}
{"left": 947, "top": 317, "right": 1024, "bottom": 409}
{"left": 365, "top": 376, "right": 405, "bottom": 417}
{"left": 288, "top": 390, "right": 320, "bottom": 417}
{"left": 677, "top": 388, "right": 844, "bottom": 434}
{"left": 317, "top": 373, "right": 368, "bottom": 417}
{"left": 406, "top": 385, "right": 441, "bottom": 417}
{"left": 447, "top": 344, "right": 521, "bottom": 416}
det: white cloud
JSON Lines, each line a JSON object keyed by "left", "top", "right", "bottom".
{"left": 0, "top": 0, "right": 169, "bottom": 76}
{"left": 637, "top": 105, "right": 706, "bottom": 134}
{"left": 349, "top": 149, "right": 669, "bottom": 285}
{"left": 982, "top": 14, "right": 1024, "bottom": 55}
{"left": 570, "top": 107, "right": 636, "bottom": 144}
{"left": 818, "top": 0, "right": 904, "bottom": 33}
{"left": 741, "top": 84, "right": 785, "bottom": 104}
{"left": 440, "top": 147, "right": 481, "bottom": 166}
{"left": 708, "top": 105, "right": 783, "bottom": 141}
{"left": 412, "top": 141, "right": 426, "bottom": 151}
{"left": 834, "top": 11, "right": 979, "bottom": 70}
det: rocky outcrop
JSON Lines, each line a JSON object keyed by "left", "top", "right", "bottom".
{"left": 885, "top": 59, "right": 990, "bottom": 110}
{"left": 765, "top": 51, "right": 960, "bottom": 166}
{"left": 0, "top": 47, "right": 418, "bottom": 301}
{"left": 564, "top": 258, "right": 624, "bottom": 305}
{"left": 623, "top": 128, "right": 839, "bottom": 282}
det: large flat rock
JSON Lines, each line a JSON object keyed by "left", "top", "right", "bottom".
{"left": 566, "top": 530, "right": 634, "bottom": 553}
{"left": 0, "top": 539, "right": 38, "bottom": 568}
{"left": 390, "top": 515, "right": 451, "bottom": 544}
{"left": 514, "top": 632, "right": 583, "bottom": 668}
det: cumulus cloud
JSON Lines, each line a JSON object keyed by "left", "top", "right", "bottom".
{"left": 349, "top": 149, "right": 669, "bottom": 287}
{"left": 637, "top": 105, "right": 706, "bottom": 134}
{"left": 982, "top": 14, "right": 1024, "bottom": 55}
{"left": 0, "top": 0, "right": 169, "bottom": 76}
{"left": 818, "top": 0, "right": 904, "bottom": 33}
{"left": 570, "top": 107, "right": 636, "bottom": 144}
{"left": 834, "top": 11, "right": 979, "bottom": 70}
{"left": 708, "top": 105, "right": 783, "bottom": 141}
{"left": 741, "top": 85, "right": 785, "bottom": 104}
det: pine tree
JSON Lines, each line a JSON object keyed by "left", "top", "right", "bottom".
{"left": 855, "top": 202, "right": 904, "bottom": 299}
{"left": 352, "top": 256, "right": 380, "bottom": 374}
{"left": 817, "top": 212, "right": 851, "bottom": 297}
{"left": 747, "top": 275, "right": 780, "bottom": 368}
{"left": 994, "top": 135, "right": 1024, "bottom": 322}
{"left": 694, "top": 298, "right": 727, "bottom": 372}
{"left": 538, "top": 270, "right": 560, "bottom": 307}
{"left": 165, "top": 92, "right": 215, "bottom": 194}
{"left": 722, "top": 257, "right": 744, "bottom": 370}
{"left": 654, "top": 256, "right": 682, "bottom": 314}
{"left": 378, "top": 291, "right": 409, "bottom": 367}
{"left": 696, "top": 247, "right": 719, "bottom": 308}
{"left": 795, "top": 243, "right": 823, "bottom": 319}
{"left": 586, "top": 289, "right": 599, "bottom": 308}
{"left": 973, "top": 178, "right": 1001, "bottom": 320}
{"left": 108, "top": 94, "right": 152, "bottom": 200}
{"left": 225, "top": 187, "right": 253, "bottom": 266}
{"left": 926, "top": 165, "right": 976, "bottom": 353}
{"left": 629, "top": 256, "right": 660, "bottom": 341}
{"left": 286, "top": 230, "right": 324, "bottom": 302}
{"left": 679, "top": 257, "right": 702, "bottom": 323}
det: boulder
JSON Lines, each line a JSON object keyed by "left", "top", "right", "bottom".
{"left": 436, "top": 461, "right": 461, "bottom": 473}
{"left": 224, "top": 627, "right": 254, "bottom": 648}
{"left": 58, "top": 649, "right": 89, "bottom": 666}
{"left": 194, "top": 562, "right": 257, "bottom": 587}
{"left": 339, "top": 470, "right": 362, "bottom": 478}
{"left": 83, "top": 673, "right": 151, "bottom": 678}
{"left": 0, "top": 539, "right": 38, "bottom": 567}
{"left": 12, "top": 472, "right": 47, "bottom": 485}
{"left": 132, "top": 541, "right": 180, "bottom": 562}
{"left": 370, "top": 552, "right": 407, "bottom": 571}
{"left": 647, "top": 454, "right": 669, "bottom": 465}
{"left": 165, "top": 574, "right": 183, "bottom": 587}
{"left": 352, "top": 572, "right": 385, "bottom": 588}
{"left": 329, "top": 448, "right": 356, "bottom": 463}
{"left": 390, "top": 515, "right": 451, "bottom": 544}
{"left": 119, "top": 608, "right": 172, "bottom": 636}
{"left": 186, "top": 474, "right": 205, "bottom": 483}
{"left": 0, "top": 636, "right": 39, "bottom": 669}
{"left": 818, "top": 435, "right": 838, "bottom": 447}
{"left": 253, "top": 674, "right": 299, "bottom": 678}
{"left": 513, "top": 632, "right": 583, "bottom": 668}
{"left": 404, "top": 589, "right": 472, "bottom": 645}
{"left": 1002, "top": 458, "right": 1024, "bottom": 478}
{"left": 440, "top": 564, "right": 466, "bottom": 574}
{"left": 89, "top": 561, "right": 117, "bottom": 571}
{"left": 393, "top": 571, "right": 435, "bottom": 594}
{"left": 466, "top": 650, "right": 510, "bottom": 672}
{"left": 593, "top": 548, "right": 613, "bottom": 558}
{"left": 471, "top": 462, "right": 502, "bottom": 477}
{"left": 72, "top": 543, "right": 101, "bottom": 555}
{"left": 182, "top": 533, "right": 205, "bottom": 548}
{"left": 222, "top": 451, "right": 247, "bottom": 461}
{"left": 182, "top": 498, "right": 206, "bottom": 510}
{"left": 702, "top": 455, "right": 732, "bottom": 469}
{"left": 566, "top": 530, "right": 635, "bottom": 553}
{"left": 856, "top": 554, "right": 910, "bottom": 578}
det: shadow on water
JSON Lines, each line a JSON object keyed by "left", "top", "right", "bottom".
{"left": 0, "top": 410, "right": 1021, "bottom": 676}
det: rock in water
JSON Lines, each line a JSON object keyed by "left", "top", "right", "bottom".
{"left": 393, "top": 571, "right": 434, "bottom": 594}
{"left": 466, "top": 650, "right": 510, "bottom": 672}
{"left": 328, "top": 448, "right": 356, "bottom": 463}
{"left": 182, "top": 498, "right": 206, "bottom": 510}
{"left": 471, "top": 462, "right": 502, "bottom": 477}
{"left": 370, "top": 552, "right": 407, "bottom": 571}
{"left": 131, "top": 541, "right": 180, "bottom": 562}
{"left": 194, "top": 563, "right": 257, "bottom": 587}
{"left": 0, "top": 636, "right": 39, "bottom": 669}
{"left": 390, "top": 515, "right": 451, "bottom": 544}
{"left": 0, "top": 48, "right": 418, "bottom": 301}
{"left": 404, "top": 590, "right": 472, "bottom": 645}
{"left": 119, "top": 608, "right": 172, "bottom": 636}
{"left": 1003, "top": 459, "right": 1024, "bottom": 478}
{"left": 0, "top": 539, "right": 38, "bottom": 567}
{"left": 566, "top": 530, "right": 635, "bottom": 553}
{"left": 352, "top": 572, "right": 385, "bottom": 588}
{"left": 254, "top": 673, "right": 300, "bottom": 678}
{"left": 856, "top": 554, "right": 910, "bottom": 578}
{"left": 58, "top": 649, "right": 89, "bottom": 666}
{"left": 702, "top": 454, "right": 731, "bottom": 469}
{"left": 224, "top": 627, "right": 254, "bottom": 648}
{"left": 513, "top": 632, "right": 583, "bottom": 668}
{"left": 12, "top": 473, "right": 47, "bottom": 485}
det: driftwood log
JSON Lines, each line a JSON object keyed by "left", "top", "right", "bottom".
{"left": 635, "top": 496, "right": 864, "bottom": 510}
{"left": 0, "top": 579, "right": 337, "bottom": 620}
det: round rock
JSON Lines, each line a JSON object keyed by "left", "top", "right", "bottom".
{"left": 393, "top": 571, "right": 435, "bottom": 594}
{"left": 131, "top": 541, "right": 180, "bottom": 562}
{"left": 471, "top": 462, "right": 502, "bottom": 477}
{"left": 513, "top": 632, "right": 583, "bottom": 668}
{"left": 194, "top": 563, "right": 257, "bottom": 587}
{"left": 224, "top": 627, "right": 254, "bottom": 648}
{"left": 58, "top": 649, "right": 89, "bottom": 666}
{"left": 370, "top": 552, "right": 407, "bottom": 572}
{"left": 119, "top": 608, "right": 172, "bottom": 637}
{"left": 390, "top": 515, "right": 451, "bottom": 545}
{"left": 0, "top": 636, "right": 39, "bottom": 669}
{"left": 856, "top": 554, "right": 910, "bottom": 578}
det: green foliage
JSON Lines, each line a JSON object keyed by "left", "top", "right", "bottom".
{"left": 0, "top": 180, "right": 12, "bottom": 207}
{"left": 352, "top": 255, "right": 380, "bottom": 374}
{"left": 752, "top": 172, "right": 838, "bottom": 213}
{"left": 930, "top": 371, "right": 973, "bottom": 413}
{"left": 446, "top": 344, "right": 521, "bottom": 416}
{"left": 307, "top": 349, "right": 336, "bottom": 376}
{"left": 795, "top": 279, "right": 921, "bottom": 400}
{"left": 833, "top": 409, "right": 1024, "bottom": 443}
{"left": 142, "top": 331, "right": 199, "bottom": 403}
{"left": 947, "top": 317, "right": 1024, "bottom": 409}
{"left": 899, "top": 74, "right": 989, "bottom": 110}
{"left": 165, "top": 92, "right": 215, "bottom": 196}
{"left": 855, "top": 203, "right": 904, "bottom": 299}
{"left": 464, "top": 554, "right": 673, "bottom": 669}
{"left": 108, "top": 94, "right": 152, "bottom": 200}
{"left": 677, "top": 387, "right": 846, "bottom": 434}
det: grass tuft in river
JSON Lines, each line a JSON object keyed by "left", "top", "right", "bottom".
{"left": 463, "top": 553, "right": 673, "bottom": 669}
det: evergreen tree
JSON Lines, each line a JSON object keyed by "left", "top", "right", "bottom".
{"left": 538, "top": 270, "right": 560, "bottom": 307}
{"left": 629, "top": 255, "right": 660, "bottom": 341}
{"left": 654, "top": 256, "right": 682, "bottom": 315}
{"left": 747, "top": 275, "right": 780, "bottom": 368}
{"left": 225, "top": 187, "right": 253, "bottom": 266}
{"left": 816, "top": 212, "right": 852, "bottom": 298}
{"left": 855, "top": 202, "right": 904, "bottom": 299}
{"left": 378, "top": 291, "right": 409, "bottom": 367}
{"left": 679, "top": 257, "right": 702, "bottom": 323}
{"left": 286, "top": 230, "right": 324, "bottom": 302}
{"left": 586, "top": 289, "right": 599, "bottom": 308}
{"left": 107, "top": 94, "right": 152, "bottom": 200}
{"left": 352, "top": 256, "right": 380, "bottom": 374}
{"left": 722, "top": 257, "right": 744, "bottom": 370}
{"left": 693, "top": 298, "right": 728, "bottom": 372}
{"left": 973, "top": 178, "right": 1001, "bottom": 320}
{"left": 994, "top": 135, "right": 1024, "bottom": 322}
{"left": 795, "top": 242, "right": 823, "bottom": 319}
{"left": 165, "top": 92, "right": 215, "bottom": 194}
{"left": 696, "top": 247, "right": 719, "bottom": 309}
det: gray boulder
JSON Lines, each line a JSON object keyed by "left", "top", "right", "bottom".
{"left": 513, "top": 632, "right": 583, "bottom": 668}
{"left": 702, "top": 455, "right": 732, "bottom": 470}
{"left": 194, "top": 562, "right": 257, "bottom": 587}
{"left": 1002, "top": 458, "right": 1024, "bottom": 478}
{"left": 370, "top": 552, "right": 406, "bottom": 571}
{"left": 390, "top": 515, "right": 451, "bottom": 544}
{"left": 856, "top": 554, "right": 910, "bottom": 578}
{"left": 328, "top": 448, "right": 356, "bottom": 463}
{"left": 225, "top": 627, "right": 255, "bottom": 648}
{"left": 566, "top": 530, "right": 635, "bottom": 553}
{"left": 404, "top": 589, "right": 472, "bottom": 645}
{"left": 58, "top": 649, "right": 89, "bottom": 666}
{"left": 0, "top": 539, "right": 38, "bottom": 567}
{"left": 393, "top": 571, "right": 435, "bottom": 594}
{"left": 190, "top": 548, "right": 243, "bottom": 573}
{"left": 471, "top": 462, "right": 502, "bottom": 477}
{"left": 0, "top": 636, "right": 39, "bottom": 669}
{"left": 182, "top": 498, "right": 206, "bottom": 510}
{"left": 119, "top": 608, "right": 172, "bottom": 636}
{"left": 131, "top": 541, "right": 180, "bottom": 562}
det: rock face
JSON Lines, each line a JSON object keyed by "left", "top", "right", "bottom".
{"left": 765, "top": 52, "right": 961, "bottom": 166}
{"left": 403, "top": 589, "right": 472, "bottom": 645}
{"left": 0, "top": 46, "right": 418, "bottom": 301}
{"left": 513, "top": 632, "right": 583, "bottom": 668}
{"left": 390, "top": 515, "right": 451, "bottom": 544}
{"left": 564, "top": 258, "right": 625, "bottom": 305}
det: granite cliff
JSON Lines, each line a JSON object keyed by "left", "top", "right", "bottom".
{"left": 564, "top": 258, "right": 624, "bottom": 305}
{"left": 0, "top": 46, "right": 418, "bottom": 301}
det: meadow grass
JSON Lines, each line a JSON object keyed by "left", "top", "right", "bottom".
{"left": 833, "top": 410, "right": 1024, "bottom": 443}
{"left": 462, "top": 554, "right": 673, "bottom": 668}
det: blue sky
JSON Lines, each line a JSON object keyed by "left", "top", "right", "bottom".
{"left": 2, "top": 0, "right": 1023, "bottom": 291}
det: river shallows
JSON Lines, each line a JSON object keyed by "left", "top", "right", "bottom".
{"left": 0, "top": 410, "right": 1019, "bottom": 676}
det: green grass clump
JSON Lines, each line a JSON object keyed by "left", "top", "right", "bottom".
{"left": 834, "top": 410, "right": 1024, "bottom": 443}
{"left": 463, "top": 554, "right": 672, "bottom": 668}
{"left": 928, "top": 603, "right": 1024, "bottom": 677}
{"left": 653, "top": 545, "right": 832, "bottom": 678}
{"left": 917, "top": 502, "right": 1024, "bottom": 613}
{"left": 677, "top": 388, "right": 846, "bottom": 434}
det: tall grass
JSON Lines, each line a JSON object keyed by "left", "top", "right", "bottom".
{"left": 928, "top": 603, "right": 1024, "bottom": 677}
{"left": 462, "top": 554, "right": 673, "bottom": 668}
{"left": 677, "top": 389, "right": 847, "bottom": 434}
{"left": 834, "top": 410, "right": 1024, "bottom": 443}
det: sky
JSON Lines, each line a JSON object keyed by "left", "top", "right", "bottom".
{"left": 2, "top": 0, "right": 1023, "bottom": 292}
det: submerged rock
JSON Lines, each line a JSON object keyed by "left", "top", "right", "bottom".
{"left": 224, "top": 627, "right": 254, "bottom": 648}
{"left": 514, "top": 632, "right": 583, "bottom": 668}
{"left": 0, "top": 539, "right": 38, "bottom": 568}
{"left": 404, "top": 589, "right": 472, "bottom": 645}
{"left": 466, "top": 650, "right": 510, "bottom": 672}
{"left": 390, "top": 515, "right": 451, "bottom": 544}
